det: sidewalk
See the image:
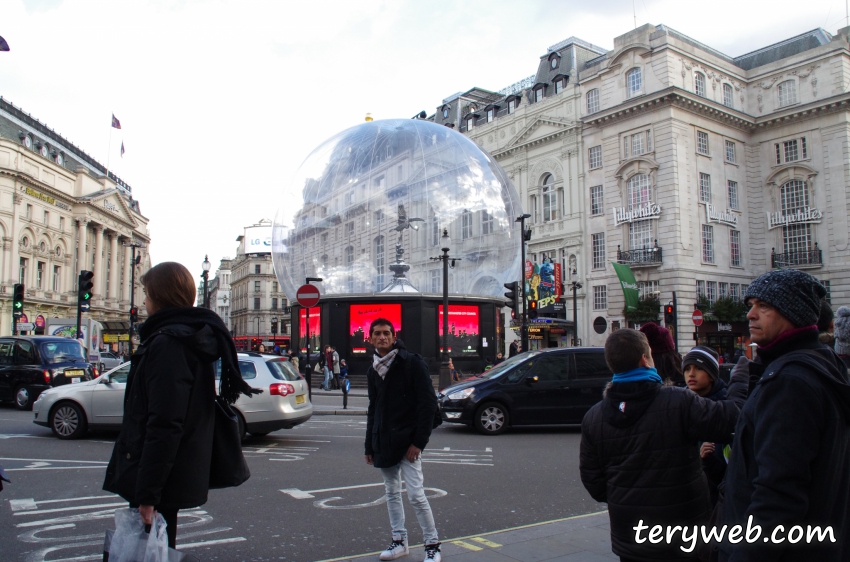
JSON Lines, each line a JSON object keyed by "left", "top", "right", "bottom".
{"left": 310, "top": 388, "right": 369, "bottom": 416}
{"left": 317, "top": 511, "right": 616, "bottom": 562}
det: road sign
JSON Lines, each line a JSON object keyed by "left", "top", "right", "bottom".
{"left": 16, "top": 323, "right": 34, "bottom": 331}
{"left": 692, "top": 309, "right": 704, "bottom": 326}
{"left": 296, "top": 284, "right": 321, "bottom": 308}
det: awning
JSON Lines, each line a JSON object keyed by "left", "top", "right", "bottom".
{"left": 102, "top": 321, "right": 130, "bottom": 331}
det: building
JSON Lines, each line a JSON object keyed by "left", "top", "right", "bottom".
{"left": 0, "top": 97, "right": 151, "bottom": 347}
{"left": 209, "top": 257, "right": 233, "bottom": 332}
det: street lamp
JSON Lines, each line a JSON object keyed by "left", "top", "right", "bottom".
{"left": 514, "top": 214, "right": 532, "bottom": 352}
{"left": 201, "top": 255, "right": 211, "bottom": 309}
{"left": 123, "top": 241, "right": 144, "bottom": 356}
{"left": 430, "top": 228, "right": 461, "bottom": 390}
{"left": 255, "top": 315, "right": 261, "bottom": 350}
{"left": 569, "top": 268, "right": 583, "bottom": 347}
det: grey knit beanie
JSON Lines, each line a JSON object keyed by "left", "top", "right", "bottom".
{"left": 834, "top": 307, "right": 850, "bottom": 356}
{"left": 683, "top": 346, "right": 720, "bottom": 381}
{"left": 743, "top": 269, "right": 826, "bottom": 328}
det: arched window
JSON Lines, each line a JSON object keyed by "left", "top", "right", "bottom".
{"left": 586, "top": 89, "right": 599, "bottom": 113}
{"left": 375, "top": 236, "right": 385, "bottom": 290}
{"left": 778, "top": 80, "right": 797, "bottom": 107}
{"left": 627, "top": 68, "right": 642, "bottom": 97}
{"left": 627, "top": 174, "right": 652, "bottom": 249}
{"left": 780, "top": 180, "right": 813, "bottom": 260}
{"left": 722, "top": 83, "right": 734, "bottom": 108}
{"left": 694, "top": 72, "right": 706, "bottom": 97}
{"left": 345, "top": 246, "right": 354, "bottom": 292}
{"left": 541, "top": 174, "right": 557, "bottom": 222}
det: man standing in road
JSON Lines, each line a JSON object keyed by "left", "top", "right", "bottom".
{"left": 320, "top": 345, "right": 333, "bottom": 391}
{"left": 365, "top": 318, "right": 441, "bottom": 561}
{"left": 331, "top": 346, "right": 341, "bottom": 390}
{"left": 720, "top": 270, "right": 850, "bottom": 561}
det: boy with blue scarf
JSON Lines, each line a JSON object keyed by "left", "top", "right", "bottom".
{"left": 580, "top": 329, "right": 749, "bottom": 562}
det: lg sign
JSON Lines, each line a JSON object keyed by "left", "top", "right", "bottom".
{"left": 244, "top": 226, "right": 272, "bottom": 253}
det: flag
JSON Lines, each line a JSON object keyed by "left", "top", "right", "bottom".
{"left": 111, "top": 114, "right": 121, "bottom": 129}
{"left": 120, "top": 142, "right": 125, "bottom": 158}
{"left": 611, "top": 262, "right": 640, "bottom": 312}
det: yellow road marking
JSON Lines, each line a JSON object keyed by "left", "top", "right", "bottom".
{"left": 470, "top": 536, "right": 502, "bottom": 548}
{"left": 452, "top": 540, "right": 484, "bottom": 551}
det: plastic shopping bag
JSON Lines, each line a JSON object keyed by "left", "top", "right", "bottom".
{"left": 106, "top": 508, "right": 169, "bottom": 562}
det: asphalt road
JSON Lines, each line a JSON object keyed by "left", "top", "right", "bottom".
{"left": 0, "top": 403, "right": 604, "bottom": 562}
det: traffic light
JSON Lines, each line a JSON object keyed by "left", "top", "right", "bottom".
{"left": 78, "top": 270, "right": 94, "bottom": 305}
{"left": 528, "top": 299, "right": 539, "bottom": 319}
{"left": 129, "top": 306, "right": 138, "bottom": 323}
{"left": 665, "top": 302, "right": 676, "bottom": 326}
{"left": 12, "top": 284, "right": 24, "bottom": 317}
{"left": 504, "top": 281, "right": 519, "bottom": 317}
{"left": 271, "top": 319, "right": 278, "bottom": 335}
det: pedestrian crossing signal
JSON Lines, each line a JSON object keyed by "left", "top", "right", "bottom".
{"left": 528, "top": 300, "right": 539, "bottom": 319}
{"left": 664, "top": 303, "right": 676, "bottom": 326}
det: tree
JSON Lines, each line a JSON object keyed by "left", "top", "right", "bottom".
{"left": 623, "top": 296, "right": 662, "bottom": 323}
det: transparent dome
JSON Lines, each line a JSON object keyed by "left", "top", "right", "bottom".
{"left": 273, "top": 119, "right": 523, "bottom": 301}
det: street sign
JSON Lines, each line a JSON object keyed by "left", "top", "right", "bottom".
{"left": 16, "top": 323, "right": 34, "bottom": 331}
{"left": 692, "top": 309, "right": 704, "bottom": 326}
{"left": 296, "top": 284, "right": 321, "bottom": 308}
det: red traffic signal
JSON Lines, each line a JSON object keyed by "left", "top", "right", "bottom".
{"left": 665, "top": 305, "right": 674, "bottom": 314}
{"left": 129, "top": 306, "right": 138, "bottom": 323}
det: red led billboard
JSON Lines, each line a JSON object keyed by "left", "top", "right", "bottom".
{"left": 299, "top": 308, "right": 320, "bottom": 351}
{"left": 438, "top": 305, "right": 480, "bottom": 356}
{"left": 349, "top": 303, "right": 402, "bottom": 355}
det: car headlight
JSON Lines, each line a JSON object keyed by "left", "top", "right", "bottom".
{"left": 447, "top": 388, "right": 474, "bottom": 400}
{"left": 35, "top": 392, "right": 47, "bottom": 402}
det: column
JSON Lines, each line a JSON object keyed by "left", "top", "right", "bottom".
{"left": 92, "top": 226, "right": 104, "bottom": 298}
{"left": 76, "top": 219, "right": 88, "bottom": 277}
{"left": 9, "top": 194, "right": 22, "bottom": 286}
{"left": 123, "top": 239, "right": 132, "bottom": 303}
{"left": 109, "top": 233, "right": 119, "bottom": 302}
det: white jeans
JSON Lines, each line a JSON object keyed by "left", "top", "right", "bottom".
{"left": 380, "top": 458, "right": 438, "bottom": 545}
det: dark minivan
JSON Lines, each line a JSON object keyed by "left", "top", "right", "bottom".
{"left": 0, "top": 336, "right": 96, "bottom": 410}
{"left": 438, "top": 347, "right": 612, "bottom": 435}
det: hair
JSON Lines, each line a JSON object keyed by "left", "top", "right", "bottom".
{"left": 369, "top": 317, "right": 395, "bottom": 336}
{"left": 818, "top": 299, "right": 834, "bottom": 333}
{"left": 605, "top": 329, "right": 651, "bottom": 374}
{"left": 139, "top": 262, "right": 196, "bottom": 310}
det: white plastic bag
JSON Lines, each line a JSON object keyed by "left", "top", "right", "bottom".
{"left": 108, "top": 508, "right": 169, "bottom": 562}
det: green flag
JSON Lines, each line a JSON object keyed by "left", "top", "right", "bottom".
{"left": 612, "top": 262, "right": 639, "bottom": 312}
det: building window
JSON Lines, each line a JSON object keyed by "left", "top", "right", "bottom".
{"left": 554, "top": 78, "right": 565, "bottom": 94}
{"left": 534, "top": 87, "right": 544, "bottom": 102}
{"left": 482, "top": 210, "right": 493, "bottom": 235}
{"left": 725, "top": 140, "right": 736, "bottom": 163}
{"left": 627, "top": 173, "right": 652, "bottom": 249}
{"left": 466, "top": 116, "right": 474, "bottom": 130}
{"left": 730, "top": 283, "right": 741, "bottom": 301}
{"left": 508, "top": 98, "right": 517, "bottom": 114}
{"left": 586, "top": 89, "right": 599, "bottom": 114}
{"left": 26, "top": 204, "right": 32, "bottom": 220}
{"left": 637, "top": 280, "right": 659, "bottom": 299}
{"left": 59, "top": 216, "right": 64, "bottom": 231}
{"left": 272, "top": 298, "right": 278, "bottom": 309}
{"left": 774, "top": 137, "right": 807, "bottom": 164}
{"left": 375, "top": 236, "right": 385, "bottom": 289}
{"left": 253, "top": 298, "right": 260, "bottom": 310}
{"left": 590, "top": 185, "right": 604, "bottom": 216}
{"left": 430, "top": 269, "right": 440, "bottom": 293}
{"left": 588, "top": 146, "right": 602, "bottom": 169}
{"left": 783, "top": 139, "right": 799, "bottom": 162}
{"left": 630, "top": 219, "right": 652, "bottom": 250}
{"left": 486, "top": 108, "right": 494, "bottom": 123}
{"left": 697, "top": 280, "right": 705, "bottom": 299}
{"left": 461, "top": 209, "right": 472, "bottom": 239}
{"left": 631, "top": 132, "right": 644, "bottom": 156}
{"left": 819, "top": 279, "right": 832, "bottom": 303}
{"left": 697, "top": 131, "right": 709, "bottom": 155}
{"left": 695, "top": 72, "right": 706, "bottom": 97}
{"left": 706, "top": 281, "right": 717, "bottom": 305}
{"left": 699, "top": 173, "right": 711, "bottom": 203}
{"left": 19, "top": 258, "right": 27, "bottom": 285}
{"left": 592, "top": 233, "right": 606, "bottom": 270}
{"left": 727, "top": 181, "right": 739, "bottom": 210}
{"left": 53, "top": 265, "right": 60, "bottom": 292}
{"left": 346, "top": 222, "right": 354, "bottom": 237}
{"left": 627, "top": 68, "right": 642, "bottom": 97}
{"left": 345, "top": 246, "right": 354, "bottom": 292}
{"left": 253, "top": 281, "right": 260, "bottom": 292}
{"left": 723, "top": 83, "right": 734, "bottom": 108}
{"left": 778, "top": 80, "right": 797, "bottom": 107}
{"left": 550, "top": 55, "right": 559, "bottom": 69}
{"left": 541, "top": 174, "right": 556, "bottom": 222}
{"left": 730, "top": 230, "right": 742, "bottom": 267}
{"left": 254, "top": 264, "right": 261, "bottom": 274}
{"left": 702, "top": 224, "right": 714, "bottom": 263}
{"left": 593, "top": 285, "right": 608, "bottom": 310}
{"left": 36, "top": 261, "right": 44, "bottom": 290}
{"left": 781, "top": 180, "right": 813, "bottom": 255}
{"left": 272, "top": 281, "right": 278, "bottom": 292}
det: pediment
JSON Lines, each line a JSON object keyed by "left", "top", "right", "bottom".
{"left": 505, "top": 117, "right": 575, "bottom": 150}
{"left": 615, "top": 156, "right": 660, "bottom": 180}
{"left": 607, "top": 43, "right": 652, "bottom": 67}
{"left": 81, "top": 189, "right": 138, "bottom": 227}
{"left": 766, "top": 163, "right": 818, "bottom": 186}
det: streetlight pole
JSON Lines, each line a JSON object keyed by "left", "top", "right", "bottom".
{"left": 123, "top": 241, "right": 143, "bottom": 356}
{"left": 570, "top": 268, "right": 583, "bottom": 347}
{"left": 256, "top": 315, "right": 260, "bottom": 350}
{"left": 201, "top": 255, "right": 211, "bottom": 309}
{"left": 515, "top": 214, "right": 531, "bottom": 352}
{"left": 430, "top": 229, "right": 461, "bottom": 390}
{"left": 304, "top": 277, "right": 323, "bottom": 401}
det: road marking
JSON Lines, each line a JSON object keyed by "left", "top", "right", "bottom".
{"left": 281, "top": 482, "right": 384, "bottom": 499}
{"left": 10, "top": 498, "right": 39, "bottom": 511}
{"left": 179, "top": 537, "right": 247, "bottom": 548}
{"left": 15, "top": 508, "right": 119, "bottom": 528}
{"left": 470, "top": 537, "right": 502, "bottom": 547}
{"left": 0, "top": 457, "right": 109, "bottom": 464}
{"left": 12, "top": 495, "right": 118, "bottom": 510}
{"left": 452, "top": 540, "right": 484, "bottom": 551}
{"left": 6, "top": 466, "right": 107, "bottom": 472}
{"left": 14, "top": 502, "right": 128, "bottom": 516}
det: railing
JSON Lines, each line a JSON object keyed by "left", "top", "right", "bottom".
{"left": 617, "top": 241, "right": 663, "bottom": 266}
{"left": 772, "top": 244, "right": 822, "bottom": 268}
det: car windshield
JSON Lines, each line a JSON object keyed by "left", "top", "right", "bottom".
{"left": 267, "top": 359, "right": 300, "bottom": 381}
{"left": 39, "top": 341, "right": 86, "bottom": 364}
{"left": 104, "top": 363, "right": 131, "bottom": 383}
{"left": 476, "top": 351, "right": 542, "bottom": 380}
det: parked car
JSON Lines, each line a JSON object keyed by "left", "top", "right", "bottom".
{"left": 0, "top": 336, "right": 96, "bottom": 410}
{"left": 100, "top": 351, "right": 124, "bottom": 371}
{"left": 33, "top": 353, "right": 312, "bottom": 440}
{"left": 438, "top": 347, "right": 612, "bottom": 435}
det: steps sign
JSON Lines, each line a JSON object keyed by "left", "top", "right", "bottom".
{"left": 296, "top": 284, "right": 321, "bottom": 309}
{"left": 692, "top": 310, "right": 704, "bottom": 326}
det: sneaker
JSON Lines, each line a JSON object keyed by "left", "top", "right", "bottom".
{"left": 379, "top": 538, "right": 409, "bottom": 560}
{"left": 423, "top": 543, "right": 441, "bottom": 561}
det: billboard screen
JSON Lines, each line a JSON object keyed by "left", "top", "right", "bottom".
{"left": 299, "top": 308, "right": 320, "bottom": 352}
{"left": 438, "top": 305, "right": 480, "bottom": 356}
{"left": 350, "top": 303, "right": 402, "bottom": 355}
{"left": 244, "top": 226, "right": 272, "bottom": 254}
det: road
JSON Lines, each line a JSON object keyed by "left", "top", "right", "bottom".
{"left": 0, "top": 404, "right": 604, "bottom": 562}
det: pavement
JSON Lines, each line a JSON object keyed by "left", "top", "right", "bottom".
{"left": 310, "top": 388, "right": 369, "bottom": 415}
{"left": 319, "top": 511, "right": 617, "bottom": 562}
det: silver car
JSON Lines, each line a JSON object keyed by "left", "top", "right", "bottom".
{"left": 33, "top": 353, "right": 312, "bottom": 440}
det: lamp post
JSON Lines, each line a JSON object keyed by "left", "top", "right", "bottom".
{"left": 304, "top": 277, "right": 323, "bottom": 401}
{"left": 430, "top": 228, "right": 461, "bottom": 390}
{"left": 123, "top": 241, "right": 144, "bottom": 356}
{"left": 570, "top": 268, "right": 583, "bottom": 347}
{"left": 201, "top": 255, "right": 211, "bottom": 309}
{"left": 255, "top": 315, "right": 261, "bottom": 350}
{"left": 515, "top": 214, "right": 532, "bottom": 352}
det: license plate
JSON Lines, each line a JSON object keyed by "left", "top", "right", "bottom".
{"left": 65, "top": 369, "right": 84, "bottom": 378}
{"left": 71, "top": 378, "right": 80, "bottom": 384}
{"left": 295, "top": 394, "right": 306, "bottom": 405}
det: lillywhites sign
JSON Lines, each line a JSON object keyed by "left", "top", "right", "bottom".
{"left": 612, "top": 203, "right": 661, "bottom": 226}
{"left": 706, "top": 204, "right": 738, "bottom": 226}
{"left": 766, "top": 207, "right": 823, "bottom": 230}
{"left": 25, "top": 187, "right": 54, "bottom": 205}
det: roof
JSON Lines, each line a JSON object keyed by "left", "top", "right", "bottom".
{"left": 732, "top": 28, "right": 832, "bottom": 70}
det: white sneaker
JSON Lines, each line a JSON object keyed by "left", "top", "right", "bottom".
{"left": 379, "top": 537, "right": 409, "bottom": 560}
{"left": 423, "top": 542, "right": 441, "bottom": 561}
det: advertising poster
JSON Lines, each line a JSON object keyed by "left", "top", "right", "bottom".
{"left": 349, "top": 303, "right": 402, "bottom": 355}
{"left": 438, "top": 305, "right": 480, "bottom": 356}
{"left": 299, "top": 307, "right": 321, "bottom": 352}
{"left": 525, "top": 259, "right": 564, "bottom": 313}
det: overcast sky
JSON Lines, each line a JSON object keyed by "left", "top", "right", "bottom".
{"left": 3, "top": 0, "right": 846, "bottom": 281}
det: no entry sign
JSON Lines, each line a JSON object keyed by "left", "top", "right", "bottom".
{"left": 296, "top": 284, "right": 321, "bottom": 308}
{"left": 692, "top": 309, "right": 704, "bottom": 326}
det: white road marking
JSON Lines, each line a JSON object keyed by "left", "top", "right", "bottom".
{"left": 15, "top": 508, "right": 119, "bottom": 528}
{"left": 13, "top": 495, "right": 118, "bottom": 509}
{"left": 0, "top": 457, "right": 108, "bottom": 464}
{"left": 6, "top": 466, "right": 107, "bottom": 472}
{"left": 14, "top": 502, "right": 128, "bottom": 516}
{"left": 179, "top": 537, "right": 247, "bottom": 548}
{"left": 281, "top": 482, "right": 385, "bottom": 499}
{"left": 313, "top": 487, "right": 447, "bottom": 510}
{"left": 10, "top": 498, "right": 39, "bottom": 511}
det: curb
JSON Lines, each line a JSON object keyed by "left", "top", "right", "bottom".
{"left": 313, "top": 409, "right": 368, "bottom": 416}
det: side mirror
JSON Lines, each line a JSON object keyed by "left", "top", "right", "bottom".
{"left": 526, "top": 375, "right": 539, "bottom": 384}
{"left": 99, "top": 375, "right": 111, "bottom": 384}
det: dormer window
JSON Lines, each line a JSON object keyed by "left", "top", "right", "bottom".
{"left": 533, "top": 84, "right": 547, "bottom": 102}
{"left": 552, "top": 74, "right": 569, "bottom": 94}
{"left": 506, "top": 95, "right": 521, "bottom": 114}
{"left": 441, "top": 104, "right": 451, "bottom": 119}
{"left": 487, "top": 108, "right": 494, "bottom": 123}
{"left": 53, "top": 151, "right": 64, "bottom": 166}
{"left": 40, "top": 143, "right": 49, "bottom": 158}
{"left": 549, "top": 53, "right": 560, "bottom": 70}
{"left": 442, "top": 108, "right": 449, "bottom": 118}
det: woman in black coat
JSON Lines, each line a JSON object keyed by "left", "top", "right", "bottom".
{"left": 103, "top": 262, "right": 256, "bottom": 548}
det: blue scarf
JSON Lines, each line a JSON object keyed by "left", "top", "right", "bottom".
{"left": 612, "top": 366, "right": 662, "bottom": 384}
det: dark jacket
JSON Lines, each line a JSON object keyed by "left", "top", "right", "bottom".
{"left": 365, "top": 348, "right": 437, "bottom": 468}
{"left": 580, "top": 369, "right": 747, "bottom": 561}
{"left": 103, "top": 307, "right": 235, "bottom": 509}
{"left": 700, "top": 377, "right": 729, "bottom": 507}
{"left": 719, "top": 328, "right": 850, "bottom": 562}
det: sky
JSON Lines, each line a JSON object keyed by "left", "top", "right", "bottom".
{"left": 2, "top": 0, "right": 847, "bottom": 282}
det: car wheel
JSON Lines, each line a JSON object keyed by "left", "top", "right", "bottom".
{"left": 236, "top": 411, "right": 247, "bottom": 442}
{"left": 50, "top": 402, "right": 88, "bottom": 439}
{"left": 474, "top": 402, "right": 509, "bottom": 435}
{"left": 14, "top": 386, "right": 34, "bottom": 411}
{"left": 249, "top": 431, "right": 270, "bottom": 437}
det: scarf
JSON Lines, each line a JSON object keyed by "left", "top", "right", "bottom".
{"left": 372, "top": 349, "right": 399, "bottom": 379}
{"left": 612, "top": 366, "right": 663, "bottom": 384}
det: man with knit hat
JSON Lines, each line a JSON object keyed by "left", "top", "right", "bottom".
{"left": 719, "top": 269, "right": 850, "bottom": 562}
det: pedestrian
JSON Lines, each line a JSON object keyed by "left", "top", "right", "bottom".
{"left": 720, "top": 270, "right": 850, "bottom": 562}
{"left": 320, "top": 345, "right": 332, "bottom": 391}
{"left": 580, "top": 329, "right": 747, "bottom": 561}
{"left": 448, "top": 359, "right": 459, "bottom": 382}
{"left": 639, "top": 322, "right": 684, "bottom": 385}
{"left": 340, "top": 359, "right": 349, "bottom": 409}
{"left": 288, "top": 349, "right": 299, "bottom": 373}
{"left": 834, "top": 306, "right": 850, "bottom": 370}
{"left": 494, "top": 352, "right": 504, "bottom": 365}
{"left": 102, "top": 262, "right": 258, "bottom": 549}
{"left": 258, "top": 343, "right": 266, "bottom": 354}
{"left": 508, "top": 340, "right": 519, "bottom": 357}
{"left": 365, "top": 318, "right": 441, "bottom": 561}
{"left": 331, "top": 346, "right": 341, "bottom": 390}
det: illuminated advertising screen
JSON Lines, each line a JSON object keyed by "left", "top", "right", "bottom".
{"left": 299, "top": 308, "right": 321, "bottom": 352}
{"left": 350, "top": 304, "right": 402, "bottom": 355}
{"left": 438, "top": 305, "right": 480, "bottom": 356}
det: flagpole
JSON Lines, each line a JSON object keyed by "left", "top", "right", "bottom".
{"left": 105, "top": 118, "right": 114, "bottom": 184}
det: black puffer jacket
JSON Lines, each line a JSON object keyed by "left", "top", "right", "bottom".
{"left": 719, "top": 328, "right": 850, "bottom": 562}
{"left": 580, "top": 370, "right": 747, "bottom": 561}
{"left": 365, "top": 348, "right": 436, "bottom": 469}
{"left": 103, "top": 307, "right": 247, "bottom": 509}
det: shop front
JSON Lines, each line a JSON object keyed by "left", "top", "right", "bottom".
{"left": 695, "top": 321, "right": 751, "bottom": 362}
